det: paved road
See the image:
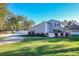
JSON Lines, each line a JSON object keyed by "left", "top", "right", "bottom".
{"left": 0, "top": 36, "right": 24, "bottom": 45}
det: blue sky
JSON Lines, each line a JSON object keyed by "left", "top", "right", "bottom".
{"left": 7, "top": 3, "right": 79, "bottom": 24}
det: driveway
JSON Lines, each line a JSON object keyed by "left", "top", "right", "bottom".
{"left": 0, "top": 34, "right": 24, "bottom": 45}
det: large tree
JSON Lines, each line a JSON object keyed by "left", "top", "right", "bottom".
{"left": 62, "top": 20, "right": 68, "bottom": 27}
{"left": 16, "top": 15, "right": 35, "bottom": 30}
{"left": 67, "top": 20, "right": 77, "bottom": 26}
{"left": 0, "top": 3, "right": 35, "bottom": 34}
{"left": 62, "top": 20, "right": 77, "bottom": 27}
{"left": 0, "top": 3, "right": 8, "bottom": 30}
{"left": 5, "top": 15, "right": 19, "bottom": 33}
{"left": 16, "top": 15, "right": 26, "bottom": 30}
{"left": 22, "top": 19, "right": 35, "bottom": 30}
{"left": 5, "top": 14, "right": 35, "bottom": 33}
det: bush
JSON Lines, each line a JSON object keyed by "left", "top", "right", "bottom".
{"left": 46, "top": 33, "right": 48, "bottom": 35}
{"left": 65, "top": 32, "right": 69, "bottom": 37}
{"left": 27, "top": 33, "right": 47, "bottom": 37}
{"left": 60, "top": 33, "right": 63, "bottom": 36}
{"left": 28, "top": 32, "right": 31, "bottom": 35}
{"left": 54, "top": 33, "right": 58, "bottom": 37}
{"left": 40, "top": 33, "right": 45, "bottom": 36}
{"left": 37, "top": 33, "right": 40, "bottom": 36}
{"left": 53, "top": 29, "right": 62, "bottom": 33}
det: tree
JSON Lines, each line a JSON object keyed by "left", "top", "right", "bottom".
{"left": 62, "top": 20, "right": 68, "bottom": 27}
{"left": 16, "top": 15, "right": 26, "bottom": 30}
{"left": 67, "top": 20, "right": 77, "bottom": 27}
{"left": 62, "top": 20, "right": 77, "bottom": 28}
{"left": 22, "top": 20, "right": 35, "bottom": 30}
{"left": 0, "top": 3, "right": 8, "bottom": 30}
{"left": 16, "top": 15, "right": 35, "bottom": 30}
{"left": 6, "top": 16, "right": 19, "bottom": 33}
{"left": 5, "top": 14, "right": 35, "bottom": 33}
{"left": 0, "top": 3, "right": 35, "bottom": 34}
{"left": 26, "top": 20, "right": 35, "bottom": 29}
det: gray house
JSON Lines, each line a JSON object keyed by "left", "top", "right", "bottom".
{"left": 28, "top": 20, "right": 64, "bottom": 35}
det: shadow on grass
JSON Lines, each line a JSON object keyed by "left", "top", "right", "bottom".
{"left": 0, "top": 44, "right": 79, "bottom": 56}
{"left": 68, "top": 35, "right": 79, "bottom": 42}
{"left": 47, "top": 38, "right": 68, "bottom": 42}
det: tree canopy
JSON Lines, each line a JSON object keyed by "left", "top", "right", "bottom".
{"left": 0, "top": 3, "right": 35, "bottom": 33}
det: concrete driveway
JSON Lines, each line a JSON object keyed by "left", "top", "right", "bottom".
{"left": 0, "top": 34, "right": 25, "bottom": 45}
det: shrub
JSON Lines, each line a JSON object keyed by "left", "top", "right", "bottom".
{"left": 46, "top": 33, "right": 48, "bottom": 35}
{"left": 37, "top": 33, "right": 40, "bottom": 36}
{"left": 28, "top": 32, "right": 47, "bottom": 37}
{"left": 53, "top": 29, "right": 62, "bottom": 33}
{"left": 60, "top": 33, "right": 63, "bottom": 37}
{"left": 54, "top": 33, "right": 58, "bottom": 37}
{"left": 28, "top": 32, "right": 31, "bottom": 35}
{"left": 40, "top": 33, "right": 45, "bottom": 36}
{"left": 65, "top": 32, "right": 69, "bottom": 37}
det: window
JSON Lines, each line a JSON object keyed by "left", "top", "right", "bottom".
{"left": 28, "top": 32, "right": 31, "bottom": 35}
{"left": 55, "top": 23, "right": 57, "bottom": 26}
{"left": 55, "top": 23, "right": 60, "bottom": 26}
{"left": 59, "top": 23, "right": 60, "bottom": 26}
{"left": 50, "top": 31, "right": 52, "bottom": 33}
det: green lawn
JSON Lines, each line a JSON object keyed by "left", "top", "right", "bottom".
{"left": 0, "top": 37, "right": 6, "bottom": 40}
{"left": 0, "top": 36, "right": 79, "bottom": 56}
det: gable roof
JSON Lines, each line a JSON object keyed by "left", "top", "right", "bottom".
{"left": 27, "top": 19, "right": 62, "bottom": 31}
{"left": 27, "top": 21, "right": 47, "bottom": 30}
{"left": 48, "top": 19, "right": 61, "bottom": 23}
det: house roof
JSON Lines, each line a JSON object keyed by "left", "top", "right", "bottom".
{"left": 27, "top": 21, "right": 47, "bottom": 30}
{"left": 48, "top": 19, "right": 61, "bottom": 23}
{"left": 27, "top": 19, "right": 62, "bottom": 31}
{"left": 67, "top": 24, "right": 79, "bottom": 30}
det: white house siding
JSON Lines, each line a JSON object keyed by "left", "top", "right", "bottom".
{"left": 45, "top": 22, "right": 48, "bottom": 33}
{"left": 48, "top": 20, "right": 64, "bottom": 32}
{"left": 47, "top": 23, "right": 51, "bottom": 33}
{"left": 28, "top": 22, "right": 48, "bottom": 34}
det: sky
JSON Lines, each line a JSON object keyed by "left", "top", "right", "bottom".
{"left": 7, "top": 3, "right": 79, "bottom": 24}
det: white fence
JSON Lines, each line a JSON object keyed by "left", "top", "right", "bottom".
{"left": 70, "top": 32, "right": 79, "bottom": 35}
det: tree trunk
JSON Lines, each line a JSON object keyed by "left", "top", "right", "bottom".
{"left": 12, "top": 30, "right": 14, "bottom": 34}
{"left": 11, "top": 26, "right": 14, "bottom": 34}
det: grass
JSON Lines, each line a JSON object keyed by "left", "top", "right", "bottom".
{"left": 69, "top": 35, "right": 79, "bottom": 41}
{"left": 0, "top": 37, "right": 6, "bottom": 40}
{"left": 0, "top": 35, "right": 79, "bottom": 56}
